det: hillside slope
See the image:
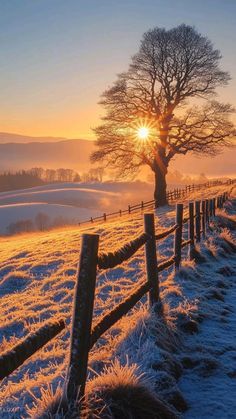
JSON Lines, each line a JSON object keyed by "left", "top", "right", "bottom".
{"left": 0, "top": 181, "right": 154, "bottom": 234}
{"left": 0, "top": 183, "right": 235, "bottom": 418}
{"left": 0, "top": 138, "right": 94, "bottom": 171}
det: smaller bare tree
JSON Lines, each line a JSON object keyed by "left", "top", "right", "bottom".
{"left": 35, "top": 212, "right": 50, "bottom": 231}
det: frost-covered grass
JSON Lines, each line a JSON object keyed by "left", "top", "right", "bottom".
{"left": 0, "top": 183, "right": 235, "bottom": 418}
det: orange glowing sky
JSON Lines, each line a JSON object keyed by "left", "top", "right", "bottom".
{"left": 0, "top": 0, "right": 235, "bottom": 139}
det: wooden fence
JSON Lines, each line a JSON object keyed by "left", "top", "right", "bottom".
{"left": 0, "top": 190, "right": 230, "bottom": 409}
{"left": 78, "top": 178, "right": 235, "bottom": 226}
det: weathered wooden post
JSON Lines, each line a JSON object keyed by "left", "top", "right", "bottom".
{"left": 90, "top": 217, "right": 93, "bottom": 223}
{"left": 103, "top": 213, "right": 107, "bottom": 222}
{"left": 119, "top": 209, "right": 122, "bottom": 216}
{"left": 144, "top": 213, "right": 159, "bottom": 306}
{"left": 67, "top": 233, "right": 99, "bottom": 404}
{"left": 205, "top": 199, "right": 209, "bottom": 225}
{"left": 201, "top": 200, "right": 206, "bottom": 238}
{"left": 218, "top": 195, "right": 222, "bottom": 208}
{"left": 174, "top": 203, "right": 183, "bottom": 270}
{"left": 128, "top": 205, "right": 131, "bottom": 214}
{"left": 189, "top": 202, "right": 195, "bottom": 259}
{"left": 208, "top": 199, "right": 212, "bottom": 218}
{"left": 212, "top": 198, "right": 216, "bottom": 217}
{"left": 195, "top": 201, "right": 201, "bottom": 242}
{"left": 141, "top": 201, "right": 144, "bottom": 211}
{"left": 211, "top": 199, "right": 214, "bottom": 216}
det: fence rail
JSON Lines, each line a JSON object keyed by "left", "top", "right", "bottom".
{"left": 97, "top": 233, "right": 149, "bottom": 269}
{"left": 0, "top": 187, "right": 233, "bottom": 410}
{"left": 0, "top": 319, "right": 65, "bottom": 380}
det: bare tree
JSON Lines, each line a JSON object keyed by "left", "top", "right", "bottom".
{"left": 91, "top": 24, "right": 235, "bottom": 206}
{"left": 29, "top": 167, "right": 45, "bottom": 180}
{"left": 35, "top": 212, "right": 50, "bottom": 231}
{"left": 7, "top": 219, "right": 34, "bottom": 235}
{"left": 45, "top": 169, "right": 57, "bottom": 183}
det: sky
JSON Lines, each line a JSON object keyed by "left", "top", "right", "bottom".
{"left": 0, "top": 0, "right": 236, "bottom": 139}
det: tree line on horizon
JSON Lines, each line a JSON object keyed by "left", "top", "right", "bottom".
{"left": 0, "top": 167, "right": 105, "bottom": 192}
{"left": 0, "top": 166, "right": 218, "bottom": 194}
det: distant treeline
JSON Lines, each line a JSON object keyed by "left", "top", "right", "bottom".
{"left": 0, "top": 171, "right": 44, "bottom": 192}
{"left": 6, "top": 211, "right": 74, "bottom": 235}
{"left": 0, "top": 167, "right": 105, "bottom": 192}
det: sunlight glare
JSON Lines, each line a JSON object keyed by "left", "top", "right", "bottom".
{"left": 137, "top": 126, "right": 149, "bottom": 140}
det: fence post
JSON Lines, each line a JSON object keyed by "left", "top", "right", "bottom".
{"left": 141, "top": 201, "right": 144, "bottom": 211}
{"left": 119, "top": 209, "right": 122, "bottom": 216}
{"left": 67, "top": 233, "right": 99, "bottom": 404}
{"left": 103, "top": 213, "right": 107, "bottom": 222}
{"left": 144, "top": 213, "right": 159, "bottom": 306}
{"left": 128, "top": 205, "right": 131, "bottom": 214}
{"left": 174, "top": 203, "right": 183, "bottom": 270}
{"left": 195, "top": 201, "right": 201, "bottom": 242}
{"left": 205, "top": 199, "right": 209, "bottom": 225}
{"left": 189, "top": 202, "right": 195, "bottom": 259}
{"left": 212, "top": 198, "right": 216, "bottom": 217}
{"left": 201, "top": 200, "right": 206, "bottom": 238}
{"left": 210, "top": 199, "right": 213, "bottom": 217}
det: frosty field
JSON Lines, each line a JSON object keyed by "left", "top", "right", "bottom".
{"left": 0, "top": 181, "right": 154, "bottom": 235}
{"left": 0, "top": 183, "right": 235, "bottom": 418}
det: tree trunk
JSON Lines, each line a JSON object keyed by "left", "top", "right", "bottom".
{"left": 153, "top": 162, "right": 168, "bottom": 208}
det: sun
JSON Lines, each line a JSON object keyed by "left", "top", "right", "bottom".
{"left": 137, "top": 126, "right": 149, "bottom": 140}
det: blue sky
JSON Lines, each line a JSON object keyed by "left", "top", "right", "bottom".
{"left": 0, "top": 0, "right": 235, "bottom": 138}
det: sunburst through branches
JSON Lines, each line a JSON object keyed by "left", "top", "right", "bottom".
{"left": 129, "top": 117, "right": 158, "bottom": 149}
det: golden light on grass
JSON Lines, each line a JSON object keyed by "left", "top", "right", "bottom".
{"left": 137, "top": 126, "right": 149, "bottom": 140}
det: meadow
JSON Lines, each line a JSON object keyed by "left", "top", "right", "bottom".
{"left": 0, "top": 183, "right": 235, "bottom": 417}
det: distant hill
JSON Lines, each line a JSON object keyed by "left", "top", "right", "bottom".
{"left": 0, "top": 132, "right": 67, "bottom": 143}
{"left": 0, "top": 132, "right": 235, "bottom": 177}
{"left": 0, "top": 136, "right": 95, "bottom": 172}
